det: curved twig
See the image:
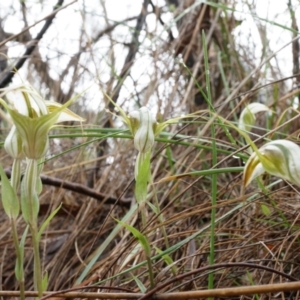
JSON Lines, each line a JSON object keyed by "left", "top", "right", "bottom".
{"left": 4, "top": 169, "right": 131, "bottom": 208}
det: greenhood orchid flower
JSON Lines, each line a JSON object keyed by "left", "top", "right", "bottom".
{"left": 104, "top": 94, "right": 200, "bottom": 188}
{"left": 128, "top": 107, "right": 157, "bottom": 153}
{"left": 238, "top": 102, "right": 272, "bottom": 133}
{"left": 104, "top": 92, "right": 199, "bottom": 144}
{"left": 1, "top": 85, "right": 84, "bottom": 160}
{"left": 243, "top": 139, "right": 300, "bottom": 187}
{"left": 127, "top": 107, "right": 157, "bottom": 184}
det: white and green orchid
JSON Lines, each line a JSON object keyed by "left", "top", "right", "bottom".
{"left": 243, "top": 139, "right": 300, "bottom": 187}
{"left": 238, "top": 102, "right": 272, "bottom": 133}
{"left": 1, "top": 84, "right": 84, "bottom": 160}
{"left": 128, "top": 107, "right": 157, "bottom": 154}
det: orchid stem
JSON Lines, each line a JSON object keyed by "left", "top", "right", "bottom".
{"left": 10, "top": 160, "right": 25, "bottom": 300}
{"left": 11, "top": 218, "right": 25, "bottom": 300}
{"left": 30, "top": 222, "right": 43, "bottom": 297}
{"left": 23, "top": 159, "right": 43, "bottom": 297}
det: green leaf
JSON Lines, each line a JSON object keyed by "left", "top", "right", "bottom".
{"left": 115, "top": 219, "right": 151, "bottom": 257}
{"left": 15, "top": 226, "right": 28, "bottom": 281}
{"left": 154, "top": 246, "right": 177, "bottom": 275}
{"left": 21, "top": 183, "right": 39, "bottom": 224}
{"left": 38, "top": 204, "right": 62, "bottom": 241}
{"left": 20, "top": 180, "right": 30, "bottom": 223}
{"left": 147, "top": 201, "right": 158, "bottom": 214}
{"left": 0, "top": 164, "right": 19, "bottom": 219}
{"left": 154, "top": 246, "right": 174, "bottom": 266}
{"left": 131, "top": 273, "right": 147, "bottom": 293}
{"left": 42, "top": 272, "right": 48, "bottom": 292}
{"left": 36, "top": 176, "right": 43, "bottom": 196}
{"left": 261, "top": 204, "right": 271, "bottom": 216}
{"left": 15, "top": 257, "right": 22, "bottom": 281}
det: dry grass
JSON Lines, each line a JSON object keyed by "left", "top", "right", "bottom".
{"left": 1, "top": 0, "right": 300, "bottom": 299}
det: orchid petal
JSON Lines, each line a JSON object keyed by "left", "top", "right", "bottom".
{"left": 243, "top": 154, "right": 265, "bottom": 187}
{"left": 45, "top": 101, "right": 85, "bottom": 123}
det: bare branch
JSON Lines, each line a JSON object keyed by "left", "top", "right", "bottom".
{"left": 4, "top": 169, "right": 131, "bottom": 208}
{"left": 110, "top": 0, "right": 150, "bottom": 107}
{"left": 0, "top": 0, "right": 66, "bottom": 88}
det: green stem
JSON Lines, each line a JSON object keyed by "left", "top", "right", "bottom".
{"left": 135, "top": 151, "right": 155, "bottom": 288}
{"left": 140, "top": 202, "right": 147, "bottom": 229}
{"left": 10, "top": 159, "right": 25, "bottom": 300}
{"left": 30, "top": 222, "right": 43, "bottom": 297}
{"left": 11, "top": 218, "right": 25, "bottom": 300}
{"left": 209, "top": 125, "right": 217, "bottom": 292}
{"left": 19, "top": 279, "right": 25, "bottom": 300}
{"left": 140, "top": 195, "right": 155, "bottom": 288}
{"left": 135, "top": 152, "right": 151, "bottom": 229}
{"left": 22, "top": 159, "right": 43, "bottom": 297}
{"left": 202, "top": 31, "right": 217, "bottom": 295}
{"left": 11, "top": 159, "right": 21, "bottom": 192}
{"left": 146, "top": 256, "right": 155, "bottom": 289}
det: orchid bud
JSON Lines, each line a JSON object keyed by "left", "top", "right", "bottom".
{"left": 129, "top": 107, "right": 157, "bottom": 153}
{"left": 243, "top": 140, "right": 300, "bottom": 187}
{"left": 4, "top": 126, "right": 24, "bottom": 159}
{"left": 238, "top": 103, "right": 271, "bottom": 132}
